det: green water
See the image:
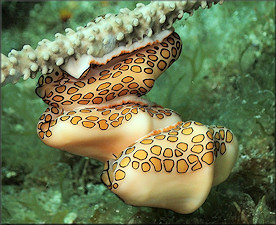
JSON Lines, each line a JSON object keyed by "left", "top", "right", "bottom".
{"left": 1, "top": 1, "right": 275, "bottom": 224}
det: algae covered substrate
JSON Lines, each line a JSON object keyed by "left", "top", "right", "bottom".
{"left": 1, "top": 1, "right": 275, "bottom": 224}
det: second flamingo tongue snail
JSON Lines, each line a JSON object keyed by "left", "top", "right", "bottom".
{"left": 2, "top": 1, "right": 238, "bottom": 214}
{"left": 101, "top": 121, "right": 238, "bottom": 214}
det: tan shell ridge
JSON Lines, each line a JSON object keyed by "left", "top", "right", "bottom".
{"left": 1, "top": 0, "right": 222, "bottom": 85}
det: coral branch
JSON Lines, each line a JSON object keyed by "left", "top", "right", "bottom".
{"left": 1, "top": 0, "right": 222, "bottom": 85}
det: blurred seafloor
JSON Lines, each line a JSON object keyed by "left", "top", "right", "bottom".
{"left": 1, "top": 1, "right": 275, "bottom": 224}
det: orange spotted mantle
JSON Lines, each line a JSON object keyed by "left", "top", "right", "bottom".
{"left": 36, "top": 32, "right": 182, "bottom": 112}
{"left": 102, "top": 121, "right": 235, "bottom": 189}
{"left": 35, "top": 31, "right": 183, "bottom": 162}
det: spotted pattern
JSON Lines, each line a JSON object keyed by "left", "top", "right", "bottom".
{"left": 37, "top": 102, "right": 176, "bottom": 140}
{"left": 101, "top": 121, "right": 235, "bottom": 190}
{"left": 35, "top": 32, "right": 182, "bottom": 112}
{"left": 207, "top": 124, "right": 234, "bottom": 157}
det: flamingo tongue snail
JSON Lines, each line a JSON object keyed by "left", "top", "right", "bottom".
{"left": 35, "top": 31, "right": 183, "bottom": 162}
{"left": 101, "top": 121, "right": 238, "bottom": 214}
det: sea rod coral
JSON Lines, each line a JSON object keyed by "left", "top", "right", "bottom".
{"left": 1, "top": 0, "right": 223, "bottom": 85}
{"left": 1, "top": 0, "right": 239, "bottom": 214}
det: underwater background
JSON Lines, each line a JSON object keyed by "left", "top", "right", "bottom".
{"left": 1, "top": 1, "right": 275, "bottom": 224}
